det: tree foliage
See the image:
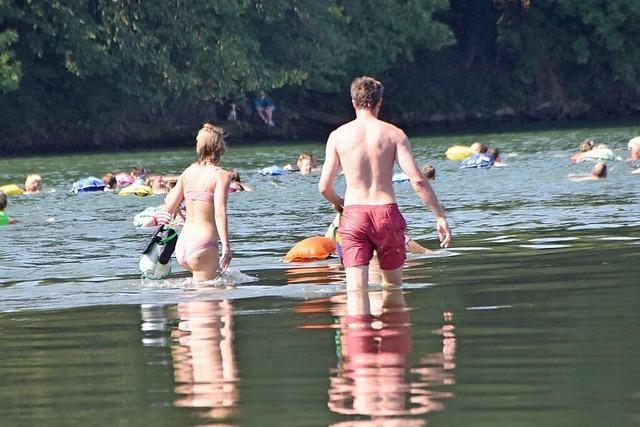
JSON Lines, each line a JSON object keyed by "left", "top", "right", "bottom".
{"left": 1, "top": 0, "right": 639, "bottom": 150}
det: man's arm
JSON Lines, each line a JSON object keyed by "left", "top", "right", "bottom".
{"left": 396, "top": 133, "right": 452, "bottom": 248}
{"left": 318, "top": 132, "right": 344, "bottom": 212}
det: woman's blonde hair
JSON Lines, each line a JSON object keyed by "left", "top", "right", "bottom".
{"left": 196, "top": 123, "right": 226, "bottom": 164}
{"left": 25, "top": 174, "right": 43, "bottom": 192}
{"left": 297, "top": 152, "right": 315, "bottom": 166}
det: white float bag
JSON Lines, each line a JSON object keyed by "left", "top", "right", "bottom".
{"left": 139, "top": 225, "right": 178, "bottom": 279}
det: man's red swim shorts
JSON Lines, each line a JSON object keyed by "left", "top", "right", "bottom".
{"left": 340, "top": 203, "right": 407, "bottom": 270}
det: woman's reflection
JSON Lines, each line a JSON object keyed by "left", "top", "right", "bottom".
{"left": 171, "top": 300, "right": 239, "bottom": 420}
{"left": 327, "top": 289, "right": 456, "bottom": 425}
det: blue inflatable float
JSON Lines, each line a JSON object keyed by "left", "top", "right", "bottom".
{"left": 460, "top": 153, "right": 495, "bottom": 169}
{"left": 71, "top": 177, "right": 106, "bottom": 193}
{"left": 392, "top": 172, "right": 410, "bottom": 183}
{"left": 258, "top": 166, "right": 287, "bottom": 176}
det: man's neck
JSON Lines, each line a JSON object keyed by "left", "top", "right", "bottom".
{"left": 354, "top": 108, "right": 378, "bottom": 120}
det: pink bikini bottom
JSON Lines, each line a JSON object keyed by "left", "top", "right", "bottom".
{"left": 175, "top": 234, "right": 217, "bottom": 265}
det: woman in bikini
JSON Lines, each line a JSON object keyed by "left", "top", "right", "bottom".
{"left": 165, "top": 123, "right": 233, "bottom": 281}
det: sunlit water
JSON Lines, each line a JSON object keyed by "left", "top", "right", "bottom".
{"left": 1, "top": 124, "right": 639, "bottom": 426}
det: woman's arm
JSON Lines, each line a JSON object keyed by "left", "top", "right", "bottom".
{"left": 164, "top": 174, "right": 185, "bottom": 214}
{"left": 214, "top": 171, "right": 233, "bottom": 270}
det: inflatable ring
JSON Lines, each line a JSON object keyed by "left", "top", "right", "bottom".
{"left": 258, "top": 165, "right": 286, "bottom": 176}
{"left": 460, "top": 153, "right": 495, "bottom": 169}
{"left": 582, "top": 145, "right": 617, "bottom": 161}
{"left": 284, "top": 236, "right": 337, "bottom": 263}
{"left": 445, "top": 145, "right": 473, "bottom": 161}
{"left": 119, "top": 184, "right": 153, "bottom": 197}
{"left": 392, "top": 172, "right": 410, "bottom": 184}
{"left": 0, "top": 184, "right": 24, "bottom": 196}
{"left": 71, "top": 177, "right": 106, "bottom": 193}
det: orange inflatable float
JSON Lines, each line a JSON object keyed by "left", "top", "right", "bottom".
{"left": 284, "top": 236, "right": 337, "bottom": 263}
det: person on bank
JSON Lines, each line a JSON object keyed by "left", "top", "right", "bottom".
{"left": 164, "top": 123, "right": 233, "bottom": 281}
{"left": 318, "top": 76, "right": 451, "bottom": 291}
{"left": 254, "top": 91, "right": 275, "bottom": 127}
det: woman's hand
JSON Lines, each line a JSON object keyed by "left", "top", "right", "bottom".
{"left": 219, "top": 246, "right": 233, "bottom": 273}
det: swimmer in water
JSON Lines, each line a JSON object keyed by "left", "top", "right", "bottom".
{"left": 229, "top": 170, "right": 252, "bottom": 192}
{"left": 0, "top": 191, "right": 18, "bottom": 225}
{"left": 148, "top": 175, "right": 168, "bottom": 195}
{"left": 570, "top": 138, "right": 595, "bottom": 163}
{"left": 164, "top": 123, "right": 232, "bottom": 281}
{"left": 569, "top": 161, "right": 608, "bottom": 181}
{"left": 102, "top": 173, "right": 117, "bottom": 191}
{"left": 421, "top": 163, "right": 436, "bottom": 180}
{"left": 487, "top": 147, "right": 507, "bottom": 167}
{"left": 24, "top": 174, "right": 43, "bottom": 194}
{"left": 284, "top": 152, "right": 321, "bottom": 175}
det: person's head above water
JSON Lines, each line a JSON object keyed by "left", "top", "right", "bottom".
{"left": 24, "top": 174, "right": 42, "bottom": 193}
{"left": 102, "top": 173, "right": 117, "bottom": 189}
{"left": 0, "top": 190, "right": 7, "bottom": 211}
{"left": 297, "top": 153, "right": 317, "bottom": 175}
{"left": 487, "top": 147, "right": 500, "bottom": 161}
{"left": 580, "top": 138, "right": 595, "bottom": 152}
{"left": 351, "top": 76, "right": 384, "bottom": 112}
{"left": 421, "top": 163, "right": 436, "bottom": 180}
{"left": 591, "top": 162, "right": 607, "bottom": 179}
{"left": 196, "top": 122, "right": 226, "bottom": 165}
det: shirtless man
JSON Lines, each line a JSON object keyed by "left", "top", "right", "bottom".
{"left": 318, "top": 76, "right": 451, "bottom": 290}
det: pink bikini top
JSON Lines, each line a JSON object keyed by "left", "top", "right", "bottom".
{"left": 184, "top": 188, "right": 215, "bottom": 203}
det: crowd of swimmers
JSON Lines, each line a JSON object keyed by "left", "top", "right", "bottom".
{"left": 2, "top": 76, "right": 640, "bottom": 293}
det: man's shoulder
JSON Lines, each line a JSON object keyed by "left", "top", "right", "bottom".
{"left": 379, "top": 120, "right": 407, "bottom": 143}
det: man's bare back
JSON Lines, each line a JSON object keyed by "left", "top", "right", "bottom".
{"left": 328, "top": 115, "right": 403, "bottom": 206}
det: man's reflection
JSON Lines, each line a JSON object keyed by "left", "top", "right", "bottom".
{"left": 171, "top": 300, "right": 239, "bottom": 420}
{"left": 326, "top": 289, "right": 456, "bottom": 425}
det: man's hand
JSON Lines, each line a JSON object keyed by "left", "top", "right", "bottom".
{"left": 436, "top": 217, "right": 451, "bottom": 248}
{"left": 332, "top": 197, "right": 345, "bottom": 214}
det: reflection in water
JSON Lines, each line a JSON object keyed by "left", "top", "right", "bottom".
{"left": 301, "top": 287, "right": 456, "bottom": 426}
{"left": 285, "top": 263, "right": 344, "bottom": 285}
{"left": 169, "top": 300, "right": 239, "bottom": 421}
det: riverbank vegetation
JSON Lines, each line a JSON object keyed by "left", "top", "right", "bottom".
{"left": 1, "top": 0, "right": 639, "bottom": 153}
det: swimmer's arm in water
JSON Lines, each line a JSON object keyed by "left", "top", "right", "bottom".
{"left": 163, "top": 174, "right": 185, "bottom": 215}
{"left": 405, "top": 237, "right": 435, "bottom": 255}
{"left": 318, "top": 132, "right": 344, "bottom": 213}
{"left": 214, "top": 171, "right": 232, "bottom": 270}
{"left": 396, "top": 133, "right": 451, "bottom": 248}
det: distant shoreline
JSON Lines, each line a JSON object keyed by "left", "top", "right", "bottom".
{"left": 3, "top": 114, "right": 640, "bottom": 157}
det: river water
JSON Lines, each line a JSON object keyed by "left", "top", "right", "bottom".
{"left": 1, "top": 124, "right": 639, "bottom": 426}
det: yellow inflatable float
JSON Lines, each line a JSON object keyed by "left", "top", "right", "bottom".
{"left": 445, "top": 145, "right": 473, "bottom": 161}
{"left": 119, "top": 184, "right": 153, "bottom": 197}
{"left": 284, "top": 236, "right": 337, "bottom": 263}
{"left": 0, "top": 184, "right": 24, "bottom": 196}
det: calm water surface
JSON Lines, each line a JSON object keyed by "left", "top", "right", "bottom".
{"left": 1, "top": 124, "right": 639, "bottom": 426}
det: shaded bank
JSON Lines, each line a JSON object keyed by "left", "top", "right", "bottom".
{"left": 3, "top": 106, "right": 639, "bottom": 156}
{"left": 2, "top": 1, "right": 640, "bottom": 154}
